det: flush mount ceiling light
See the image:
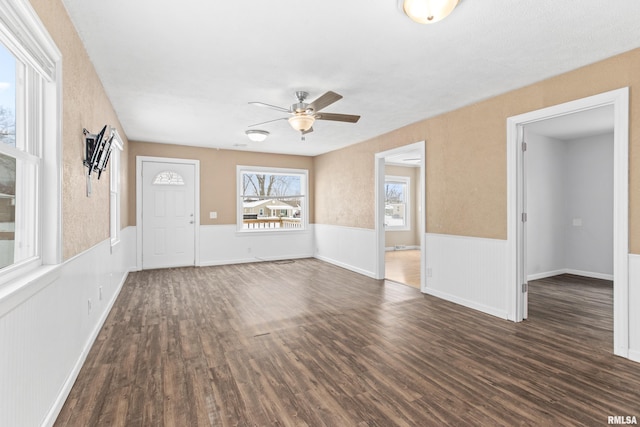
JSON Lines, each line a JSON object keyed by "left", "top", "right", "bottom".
{"left": 288, "top": 114, "right": 315, "bottom": 132}
{"left": 245, "top": 129, "right": 270, "bottom": 142}
{"left": 401, "top": 0, "right": 459, "bottom": 24}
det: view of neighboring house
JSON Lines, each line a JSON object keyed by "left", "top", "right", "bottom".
{"left": 242, "top": 199, "right": 302, "bottom": 229}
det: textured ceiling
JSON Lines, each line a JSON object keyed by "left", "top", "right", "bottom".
{"left": 60, "top": 0, "right": 640, "bottom": 156}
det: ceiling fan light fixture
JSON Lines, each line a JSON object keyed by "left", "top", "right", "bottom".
{"left": 402, "top": 0, "right": 459, "bottom": 24}
{"left": 288, "top": 114, "right": 315, "bottom": 132}
{"left": 245, "top": 129, "right": 270, "bottom": 142}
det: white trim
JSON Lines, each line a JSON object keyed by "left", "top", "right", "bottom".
{"left": 0, "top": 0, "right": 59, "bottom": 80}
{"left": 527, "top": 269, "right": 614, "bottom": 282}
{"left": 506, "top": 87, "right": 629, "bottom": 358}
{"left": 236, "top": 165, "right": 309, "bottom": 233}
{"left": 136, "top": 156, "right": 200, "bottom": 270}
{"left": 43, "top": 256, "right": 128, "bottom": 427}
{"left": 385, "top": 245, "right": 420, "bottom": 252}
{"left": 0, "top": 0, "right": 62, "bottom": 282}
{"left": 109, "top": 140, "right": 122, "bottom": 248}
{"left": 421, "top": 286, "right": 509, "bottom": 320}
{"left": 375, "top": 141, "right": 426, "bottom": 289}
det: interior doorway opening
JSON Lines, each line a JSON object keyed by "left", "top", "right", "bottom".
{"left": 375, "top": 141, "right": 426, "bottom": 290}
{"left": 522, "top": 107, "right": 614, "bottom": 350}
{"left": 507, "top": 88, "right": 629, "bottom": 359}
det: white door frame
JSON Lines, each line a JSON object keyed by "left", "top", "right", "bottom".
{"left": 375, "top": 141, "right": 426, "bottom": 290}
{"left": 506, "top": 87, "right": 629, "bottom": 358}
{"left": 136, "top": 156, "right": 201, "bottom": 270}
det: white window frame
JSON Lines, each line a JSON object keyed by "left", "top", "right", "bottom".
{"left": 0, "top": 0, "right": 62, "bottom": 286}
{"left": 109, "top": 129, "right": 123, "bottom": 247}
{"left": 384, "top": 175, "right": 411, "bottom": 231}
{"left": 236, "top": 165, "right": 308, "bottom": 233}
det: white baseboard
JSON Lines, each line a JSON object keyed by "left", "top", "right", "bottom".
{"left": 385, "top": 245, "right": 420, "bottom": 252}
{"left": 315, "top": 254, "right": 377, "bottom": 279}
{"left": 200, "top": 253, "right": 313, "bottom": 267}
{"left": 629, "top": 349, "right": 640, "bottom": 363}
{"left": 422, "top": 286, "right": 509, "bottom": 320}
{"left": 527, "top": 270, "right": 567, "bottom": 281}
{"left": 528, "top": 268, "right": 613, "bottom": 281}
{"left": 43, "top": 269, "right": 129, "bottom": 427}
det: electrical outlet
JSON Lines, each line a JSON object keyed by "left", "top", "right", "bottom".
{"left": 209, "top": 211, "right": 217, "bottom": 219}
{"left": 87, "top": 299, "right": 92, "bottom": 315}
{"left": 248, "top": 247, "right": 252, "bottom": 253}
{"left": 99, "top": 286, "right": 103, "bottom": 301}
{"left": 426, "top": 268, "right": 433, "bottom": 278}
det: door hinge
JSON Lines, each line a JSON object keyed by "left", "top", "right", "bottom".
{"left": 522, "top": 141, "right": 527, "bottom": 152}
{"left": 522, "top": 283, "right": 528, "bottom": 293}
{"left": 521, "top": 212, "right": 527, "bottom": 222}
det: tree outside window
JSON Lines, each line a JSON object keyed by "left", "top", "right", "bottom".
{"left": 385, "top": 176, "right": 410, "bottom": 230}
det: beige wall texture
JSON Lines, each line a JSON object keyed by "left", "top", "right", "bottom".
{"left": 384, "top": 165, "right": 420, "bottom": 248}
{"left": 315, "top": 48, "right": 640, "bottom": 254}
{"left": 127, "top": 142, "right": 314, "bottom": 226}
{"left": 30, "top": 0, "right": 130, "bottom": 261}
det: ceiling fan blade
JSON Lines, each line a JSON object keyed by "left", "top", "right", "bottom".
{"left": 248, "top": 117, "right": 288, "bottom": 127}
{"left": 249, "top": 101, "right": 290, "bottom": 113}
{"left": 302, "top": 127, "right": 314, "bottom": 135}
{"left": 307, "top": 91, "right": 342, "bottom": 112}
{"left": 315, "top": 112, "right": 360, "bottom": 123}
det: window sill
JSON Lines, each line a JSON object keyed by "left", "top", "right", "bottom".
{"left": 0, "top": 264, "right": 60, "bottom": 317}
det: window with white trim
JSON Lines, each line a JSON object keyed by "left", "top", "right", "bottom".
{"left": 110, "top": 129, "right": 123, "bottom": 247}
{"left": 0, "top": 0, "right": 61, "bottom": 284}
{"left": 237, "top": 166, "right": 308, "bottom": 232}
{"left": 384, "top": 176, "right": 410, "bottom": 230}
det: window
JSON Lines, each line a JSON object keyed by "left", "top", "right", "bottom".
{"left": 385, "top": 176, "right": 410, "bottom": 230}
{"left": 152, "top": 170, "right": 184, "bottom": 185}
{"left": 237, "top": 166, "right": 308, "bottom": 232}
{"left": 110, "top": 129, "right": 123, "bottom": 247}
{"left": 0, "top": 0, "right": 61, "bottom": 283}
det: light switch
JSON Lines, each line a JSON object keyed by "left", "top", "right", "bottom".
{"left": 210, "top": 211, "right": 217, "bottom": 219}
{"left": 572, "top": 218, "right": 582, "bottom": 227}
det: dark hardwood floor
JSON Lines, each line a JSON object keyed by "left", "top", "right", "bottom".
{"left": 55, "top": 261, "right": 640, "bottom": 426}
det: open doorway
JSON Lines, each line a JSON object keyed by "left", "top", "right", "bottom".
{"left": 375, "top": 141, "right": 425, "bottom": 290}
{"left": 523, "top": 106, "right": 614, "bottom": 350}
{"left": 507, "top": 88, "right": 629, "bottom": 359}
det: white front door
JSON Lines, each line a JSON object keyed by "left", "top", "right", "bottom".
{"left": 141, "top": 160, "right": 196, "bottom": 269}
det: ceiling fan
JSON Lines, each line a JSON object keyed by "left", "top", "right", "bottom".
{"left": 248, "top": 91, "right": 360, "bottom": 140}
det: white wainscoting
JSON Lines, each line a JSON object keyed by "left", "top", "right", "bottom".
{"left": 314, "top": 224, "right": 377, "bottom": 278}
{"left": 0, "top": 226, "right": 136, "bottom": 427}
{"left": 425, "top": 233, "right": 509, "bottom": 319}
{"left": 629, "top": 254, "right": 640, "bottom": 363}
{"left": 199, "top": 224, "right": 314, "bottom": 266}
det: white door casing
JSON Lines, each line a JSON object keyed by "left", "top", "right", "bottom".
{"left": 506, "top": 87, "right": 629, "bottom": 358}
{"left": 374, "top": 141, "right": 426, "bottom": 290}
{"left": 137, "top": 157, "right": 200, "bottom": 270}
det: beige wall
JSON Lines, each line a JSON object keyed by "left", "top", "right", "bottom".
{"left": 29, "top": 0, "right": 130, "bottom": 261}
{"left": 384, "top": 165, "right": 420, "bottom": 248}
{"left": 127, "top": 141, "right": 314, "bottom": 226}
{"left": 315, "top": 48, "right": 640, "bottom": 254}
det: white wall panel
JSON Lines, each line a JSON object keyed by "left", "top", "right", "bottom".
{"left": 0, "top": 226, "right": 136, "bottom": 427}
{"left": 314, "top": 224, "right": 376, "bottom": 278}
{"left": 425, "top": 233, "right": 509, "bottom": 319}
{"left": 629, "top": 254, "right": 640, "bottom": 363}
{"left": 199, "top": 224, "right": 314, "bottom": 266}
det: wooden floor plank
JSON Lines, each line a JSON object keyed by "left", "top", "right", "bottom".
{"left": 55, "top": 262, "right": 640, "bottom": 426}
